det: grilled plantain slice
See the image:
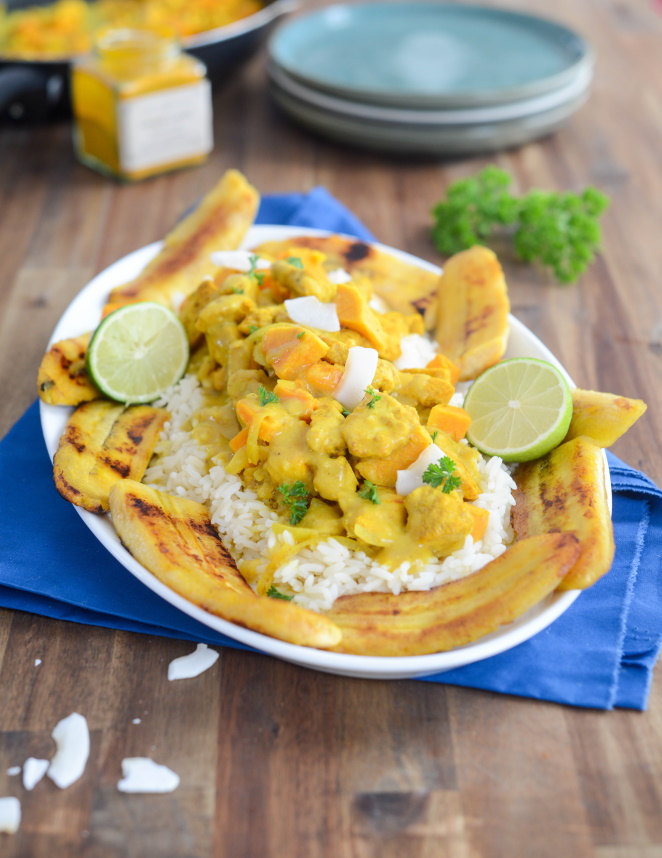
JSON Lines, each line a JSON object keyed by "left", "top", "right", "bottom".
{"left": 565, "top": 389, "right": 647, "bottom": 447}
{"left": 53, "top": 401, "right": 168, "bottom": 513}
{"left": 109, "top": 480, "right": 342, "bottom": 650}
{"left": 434, "top": 245, "right": 510, "bottom": 381}
{"left": 511, "top": 436, "right": 615, "bottom": 591}
{"left": 103, "top": 169, "right": 259, "bottom": 315}
{"left": 37, "top": 333, "right": 100, "bottom": 406}
{"left": 253, "top": 234, "right": 440, "bottom": 318}
{"left": 328, "top": 532, "right": 580, "bottom": 656}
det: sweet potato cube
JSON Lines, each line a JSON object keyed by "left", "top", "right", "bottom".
{"left": 357, "top": 423, "right": 431, "bottom": 487}
{"left": 229, "top": 426, "right": 249, "bottom": 452}
{"left": 335, "top": 283, "right": 390, "bottom": 353}
{"left": 296, "top": 361, "right": 344, "bottom": 395}
{"left": 260, "top": 324, "right": 329, "bottom": 380}
{"left": 426, "top": 353, "right": 461, "bottom": 385}
{"left": 274, "top": 380, "right": 320, "bottom": 420}
{"left": 466, "top": 505, "right": 490, "bottom": 542}
{"left": 427, "top": 404, "right": 472, "bottom": 441}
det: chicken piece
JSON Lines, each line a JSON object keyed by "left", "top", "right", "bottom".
{"left": 434, "top": 245, "right": 510, "bottom": 381}
{"left": 318, "top": 329, "right": 371, "bottom": 365}
{"left": 394, "top": 371, "right": 454, "bottom": 410}
{"left": 342, "top": 392, "right": 417, "bottom": 459}
{"left": 306, "top": 400, "right": 347, "bottom": 456}
{"left": 204, "top": 320, "right": 240, "bottom": 366}
{"left": 196, "top": 293, "right": 256, "bottom": 332}
{"left": 37, "top": 333, "right": 99, "bottom": 406}
{"left": 313, "top": 455, "right": 358, "bottom": 502}
{"left": 271, "top": 259, "right": 337, "bottom": 303}
{"left": 53, "top": 401, "right": 168, "bottom": 513}
{"left": 237, "top": 305, "right": 283, "bottom": 335}
{"left": 109, "top": 480, "right": 341, "bottom": 649}
{"left": 405, "top": 485, "right": 473, "bottom": 555}
{"left": 226, "top": 369, "right": 269, "bottom": 403}
{"left": 103, "top": 170, "right": 259, "bottom": 314}
{"left": 340, "top": 488, "right": 406, "bottom": 548}
{"left": 372, "top": 359, "right": 400, "bottom": 393}
{"left": 178, "top": 277, "right": 221, "bottom": 347}
{"left": 431, "top": 430, "right": 482, "bottom": 502}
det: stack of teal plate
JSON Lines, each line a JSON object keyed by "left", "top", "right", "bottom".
{"left": 267, "top": 2, "right": 593, "bottom": 155}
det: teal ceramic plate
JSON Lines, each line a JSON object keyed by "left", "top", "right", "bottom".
{"left": 269, "top": 77, "right": 590, "bottom": 155}
{"left": 269, "top": 2, "right": 591, "bottom": 108}
{"left": 269, "top": 59, "right": 592, "bottom": 125}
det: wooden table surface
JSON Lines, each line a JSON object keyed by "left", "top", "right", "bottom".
{"left": 1, "top": 0, "right": 661, "bottom": 855}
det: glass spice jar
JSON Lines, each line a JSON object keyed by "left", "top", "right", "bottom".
{"left": 71, "top": 27, "right": 213, "bottom": 181}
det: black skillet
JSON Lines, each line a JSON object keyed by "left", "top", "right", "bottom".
{"left": 0, "top": 0, "right": 296, "bottom": 122}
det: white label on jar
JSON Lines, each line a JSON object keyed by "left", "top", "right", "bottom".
{"left": 117, "top": 79, "right": 213, "bottom": 174}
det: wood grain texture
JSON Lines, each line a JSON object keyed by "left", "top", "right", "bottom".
{"left": 1, "top": 0, "right": 661, "bottom": 855}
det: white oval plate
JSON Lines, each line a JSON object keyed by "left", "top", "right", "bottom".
{"left": 40, "top": 225, "right": 585, "bottom": 680}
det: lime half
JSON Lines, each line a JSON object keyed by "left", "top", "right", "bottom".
{"left": 87, "top": 302, "right": 189, "bottom": 404}
{"left": 463, "top": 357, "right": 572, "bottom": 462}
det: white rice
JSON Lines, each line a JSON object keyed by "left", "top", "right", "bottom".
{"left": 144, "top": 376, "right": 516, "bottom": 613}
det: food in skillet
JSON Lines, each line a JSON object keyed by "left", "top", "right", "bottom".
{"left": 38, "top": 170, "right": 647, "bottom": 655}
{"left": 0, "top": 0, "right": 263, "bottom": 60}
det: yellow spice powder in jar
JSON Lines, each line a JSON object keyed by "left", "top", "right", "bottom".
{"left": 72, "top": 27, "right": 213, "bottom": 181}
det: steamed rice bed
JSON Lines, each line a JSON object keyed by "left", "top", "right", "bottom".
{"left": 144, "top": 372, "right": 517, "bottom": 615}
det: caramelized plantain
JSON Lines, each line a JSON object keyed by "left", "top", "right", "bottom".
{"left": 109, "top": 480, "right": 342, "bottom": 649}
{"left": 104, "top": 170, "right": 259, "bottom": 315}
{"left": 511, "top": 436, "right": 615, "bottom": 590}
{"left": 329, "top": 532, "right": 580, "bottom": 656}
{"left": 37, "top": 333, "right": 99, "bottom": 406}
{"left": 434, "top": 245, "right": 510, "bottom": 381}
{"left": 565, "top": 389, "right": 647, "bottom": 447}
{"left": 253, "top": 234, "right": 439, "bottom": 318}
{"left": 53, "top": 401, "right": 168, "bottom": 513}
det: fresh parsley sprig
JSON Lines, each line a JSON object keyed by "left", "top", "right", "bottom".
{"left": 267, "top": 585, "right": 294, "bottom": 601}
{"left": 431, "top": 166, "right": 609, "bottom": 284}
{"left": 422, "top": 456, "right": 461, "bottom": 494}
{"left": 248, "top": 253, "right": 265, "bottom": 286}
{"left": 286, "top": 256, "right": 304, "bottom": 269}
{"left": 277, "top": 481, "right": 309, "bottom": 525}
{"left": 365, "top": 387, "right": 381, "bottom": 408}
{"left": 358, "top": 480, "right": 380, "bottom": 505}
{"left": 258, "top": 385, "right": 279, "bottom": 407}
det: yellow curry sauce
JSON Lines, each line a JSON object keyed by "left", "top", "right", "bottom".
{"left": 180, "top": 247, "right": 489, "bottom": 595}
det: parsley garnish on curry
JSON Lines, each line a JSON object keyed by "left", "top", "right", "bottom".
{"left": 38, "top": 170, "right": 647, "bottom": 656}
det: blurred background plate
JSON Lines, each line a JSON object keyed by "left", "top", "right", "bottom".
{"left": 268, "top": 58, "right": 593, "bottom": 126}
{"left": 270, "top": 78, "right": 590, "bottom": 156}
{"left": 268, "top": 2, "right": 591, "bottom": 109}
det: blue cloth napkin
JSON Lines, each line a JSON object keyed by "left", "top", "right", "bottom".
{"left": 1, "top": 189, "right": 661, "bottom": 710}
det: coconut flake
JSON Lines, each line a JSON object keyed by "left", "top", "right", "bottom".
{"left": 334, "top": 346, "right": 379, "bottom": 410}
{"left": 368, "top": 294, "right": 389, "bottom": 313}
{"left": 0, "top": 797, "right": 20, "bottom": 834}
{"left": 167, "top": 643, "right": 219, "bottom": 681}
{"left": 210, "top": 250, "right": 270, "bottom": 271}
{"left": 396, "top": 444, "right": 448, "bottom": 496}
{"left": 327, "top": 267, "right": 352, "bottom": 285}
{"left": 47, "top": 713, "right": 90, "bottom": 789}
{"left": 393, "top": 334, "right": 439, "bottom": 370}
{"left": 6, "top": 767, "right": 20, "bottom": 777}
{"left": 117, "top": 758, "right": 180, "bottom": 794}
{"left": 23, "top": 758, "right": 49, "bottom": 791}
{"left": 284, "top": 296, "right": 340, "bottom": 332}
